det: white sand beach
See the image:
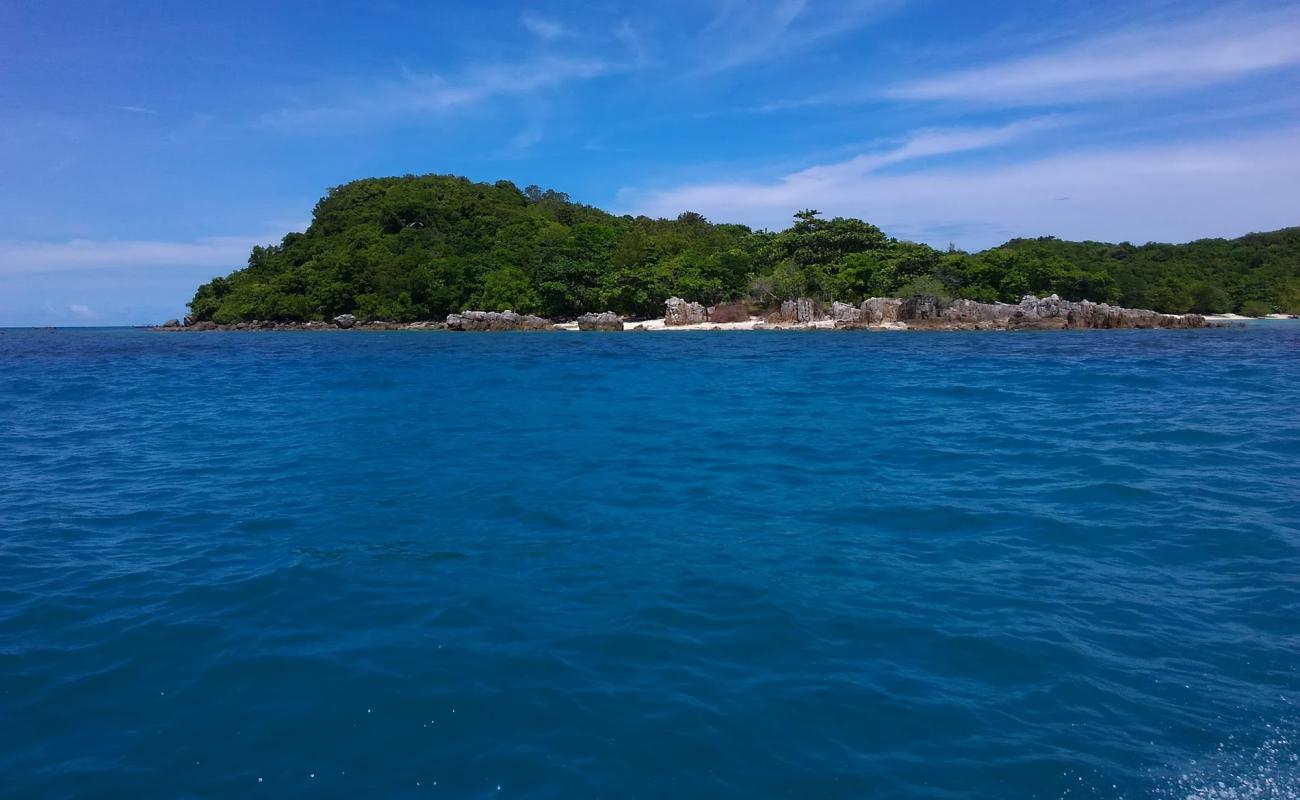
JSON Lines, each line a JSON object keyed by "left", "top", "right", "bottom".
{"left": 558, "top": 316, "right": 849, "bottom": 331}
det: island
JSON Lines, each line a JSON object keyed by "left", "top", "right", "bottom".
{"left": 166, "top": 173, "right": 1300, "bottom": 331}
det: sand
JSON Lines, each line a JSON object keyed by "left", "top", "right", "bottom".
{"left": 557, "top": 316, "right": 845, "bottom": 331}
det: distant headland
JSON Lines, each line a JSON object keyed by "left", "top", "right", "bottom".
{"left": 175, "top": 173, "right": 1300, "bottom": 328}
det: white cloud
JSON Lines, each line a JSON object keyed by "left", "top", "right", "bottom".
{"left": 262, "top": 57, "right": 613, "bottom": 129}
{"left": 622, "top": 126, "right": 1300, "bottom": 249}
{"left": 521, "top": 13, "right": 566, "bottom": 40}
{"left": 67, "top": 303, "right": 98, "bottom": 319}
{"left": 889, "top": 5, "right": 1300, "bottom": 104}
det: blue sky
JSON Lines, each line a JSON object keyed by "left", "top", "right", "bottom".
{"left": 2, "top": 0, "right": 1299, "bottom": 325}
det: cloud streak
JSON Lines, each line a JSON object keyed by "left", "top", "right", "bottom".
{"left": 889, "top": 5, "right": 1300, "bottom": 104}
{"left": 520, "top": 14, "right": 567, "bottom": 41}
{"left": 0, "top": 235, "right": 267, "bottom": 275}
{"left": 624, "top": 126, "right": 1300, "bottom": 249}
{"left": 700, "top": 0, "right": 902, "bottom": 71}
{"left": 261, "top": 56, "right": 614, "bottom": 129}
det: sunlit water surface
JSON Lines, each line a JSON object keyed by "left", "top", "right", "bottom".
{"left": 2, "top": 325, "right": 1298, "bottom": 798}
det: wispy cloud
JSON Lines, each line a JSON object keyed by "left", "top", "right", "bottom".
{"left": 699, "top": 0, "right": 902, "bottom": 71}
{"left": 626, "top": 118, "right": 1059, "bottom": 215}
{"left": 67, "top": 303, "right": 99, "bottom": 320}
{"left": 261, "top": 56, "right": 614, "bottom": 129}
{"left": 623, "top": 125, "right": 1300, "bottom": 248}
{"left": 112, "top": 104, "right": 158, "bottom": 115}
{"left": 0, "top": 235, "right": 268, "bottom": 275}
{"left": 889, "top": 5, "right": 1300, "bottom": 105}
{"left": 520, "top": 13, "right": 567, "bottom": 41}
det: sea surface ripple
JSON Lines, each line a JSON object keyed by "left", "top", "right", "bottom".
{"left": 1, "top": 325, "right": 1298, "bottom": 798}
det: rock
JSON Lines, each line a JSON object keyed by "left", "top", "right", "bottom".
{"left": 860, "top": 298, "right": 905, "bottom": 324}
{"left": 664, "top": 297, "right": 707, "bottom": 326}
{"left": 778, "top": 300, "right": 798, "bottom": 322}
{"left": 161, "top": 319, "right": 180, "bottom": 328}
{"left": 182, "top": 314, "right": 196, "bottom": 327}
{"left": 632, "top": 324, "right": 646, "bottom": 331}
{"left": 795, "top": 297, "right": 821, "bottom": 323}
{"left": 827, "top": 294, "right": 1208, "bottom": 331}
{"left": 830, "top": 301, "right": 862, "bottom": 323}
{"left": 577, "top": 311, "right": 624, "bottom": 331}
{"left": 334, "top": 313, "right": 357, "bottom": 329}
{"left": 444, "top": 310, "right": 555, "bottom": 331}
{"left": 192, "top": 320, "right": 218, "bottom": 331}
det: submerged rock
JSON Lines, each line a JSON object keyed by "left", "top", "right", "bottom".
{"left": 577, "top": 311, "right": 625, "bottom": 331}
{"left": 444, "top": 310, "right": 555, "bottom": 331}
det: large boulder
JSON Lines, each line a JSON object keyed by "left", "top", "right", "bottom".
{"left": 445, "top": 310, "right": 554, "bottom": 331}
{"left": 830, "top": 301, "right": 862, "bottom": 323}
{"left": 900, "top": 295, "right": 942, "bottom": 320}
{"left": 333, "top": 313, "right": 357, "bottom": 329}
{"left": 577, "top": 311, "right": 624, "bottom": 331}
{"left": 664, "top": 297, "right": 707, "bottom": 326}
{"left": 861, "top": 298, "right": 905, "bottom": 324}
{"left": 795, "top": 297, "right": 821, "bottom": 323}
{"left": 161, "top": 319, "right": 180, "bottom": 328}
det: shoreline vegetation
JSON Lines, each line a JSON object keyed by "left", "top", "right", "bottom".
{"left": 179, "top": 174, "right": 1300, "bottom": 329}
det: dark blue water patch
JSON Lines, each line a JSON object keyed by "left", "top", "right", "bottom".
{"left": 1, "top": 324, "right": 1298, "bottom": 798}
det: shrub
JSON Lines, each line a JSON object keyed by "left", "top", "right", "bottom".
{"left": 708, "top": 301, "right": 750, "bottom": 323}
{"left": 1239, "top": 299, "right": 1273, "bottom": 317}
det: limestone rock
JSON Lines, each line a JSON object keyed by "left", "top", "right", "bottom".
{"left": 861, "top": 298, "right": 905, "bottom": 324}
{"left": 577, "top": 311, "right": 624, "bottom": 331}
{"left": 795, "top": 297, "right": 821, "bottom": 323}
{"left": 831, "top": 301, "right": 862, "bottom": 323}
{"left": 664, "top": 297, "right": 707, "bottom": 326}
{"left": 444, "top": 310, "right": 555, "bottom": 331}
{"left": 334, "top": 313, "right": 357, "bottom": 329}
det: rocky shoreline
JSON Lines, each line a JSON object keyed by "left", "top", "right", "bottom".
{"left": 156, "top": 294, "right": 1220, "bottom": 333}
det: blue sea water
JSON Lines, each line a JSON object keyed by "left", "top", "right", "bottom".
{"left": 1, "top": 325, "right": 1298, "bottom": 799}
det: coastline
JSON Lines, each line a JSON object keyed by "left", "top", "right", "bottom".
{"left": 160, "top": 294, "right": 1227, "bottom": 333}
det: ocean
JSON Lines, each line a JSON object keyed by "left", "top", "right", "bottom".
{"left": 2, "top": 325, "right": 1298, "bottom": 799}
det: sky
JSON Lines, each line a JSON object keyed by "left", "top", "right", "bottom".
{"left": 2, "top": 0, "right": 1299, "bottom": 325}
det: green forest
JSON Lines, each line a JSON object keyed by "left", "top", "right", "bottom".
{"left": 189, "top": 174, "right": 1300, "bottom": 323}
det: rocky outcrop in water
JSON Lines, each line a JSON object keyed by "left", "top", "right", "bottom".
{"left": 444, "top": 310, "right": 555, "bottom": 331}
{"left": 664, "top": 297, "right": 708, "bottom": 326}
{"left": 577, "top": 311, "right": 625, "bottom": 331}
{"left": 837, "top": 294, "right": 1208, "bottom": 330}
{"left": 157, "top": 293, "right": 1212, "bottom": 333}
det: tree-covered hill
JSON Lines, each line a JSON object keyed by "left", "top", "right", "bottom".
{"left": 188, "top": 174, "right": 1300, "bottom": 322}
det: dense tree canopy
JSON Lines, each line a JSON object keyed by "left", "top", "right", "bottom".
{"left": 189, "top": 174, "right": 1300, "bottom": 322}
